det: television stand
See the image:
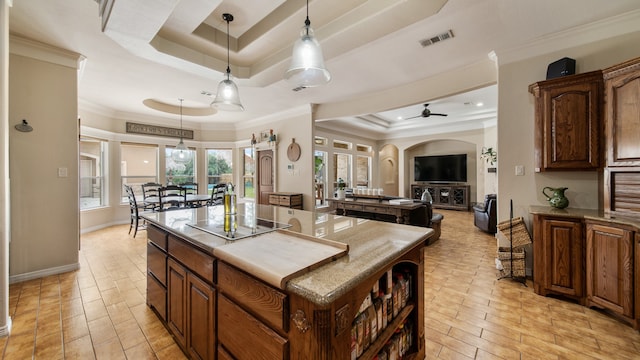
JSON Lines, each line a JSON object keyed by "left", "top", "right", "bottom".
{"left": 411, "top": 183, "right": 470, "bottom": 211}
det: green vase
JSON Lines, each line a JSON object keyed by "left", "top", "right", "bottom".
{"left": 542, "top": 187, "right": 569, "bottom": 209}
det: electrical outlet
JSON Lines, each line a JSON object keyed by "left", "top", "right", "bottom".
{"left": 58, "top": 167, "right": 68, "bottom": 177}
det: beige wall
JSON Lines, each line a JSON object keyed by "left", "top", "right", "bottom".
{"left": 384, "top": 128, "right": 490, "bottom": 202}
{"left": 237, "top": 112, "right": 315, "bottom": 210}
{"left": 9, "top": 38, "right": 80, "bottom": 281}
{"left": 496, "top": 30, "right": 640, "bottom": 224}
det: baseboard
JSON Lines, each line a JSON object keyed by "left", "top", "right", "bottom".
{"left": 9, "top": 262, "right": 80, "bottom": 284}
{"left": 0, "top": 317, "right": 11, "bottom": 338}
{"left": 80, "top": 220, "right": 127, "bottom": 234}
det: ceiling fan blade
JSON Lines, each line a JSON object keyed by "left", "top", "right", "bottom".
{"left": 430, "top": 113, "right": 448, "bottom": 116}
{"left": 405, "top": 115, "right": 423, "bottom": 120}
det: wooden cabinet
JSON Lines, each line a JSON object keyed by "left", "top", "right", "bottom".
{"left": 411, "top": 184, "right": 469, "bottom": 211}
{"left": 603, "top": 57, "right": 640, "bottom": 167}
{"left": 602, "top": 57, "right": 640, "bottom": 217}
{"left": 586, "top": 221, "right": 634, "bottom": 321}
{"left": 146, "top": 225, "right": 168, "bottom": 321}
{"left": 217, "top": 262, "right": 289, "bottom": 359}
{"left": 268, "top": 192, "right": 303, "bottom": 209}
{"left": 166, "top": 237, "right": 216, "bottom": 360}
{"left": 529, "top": 71, "right": 603, "bottom": 172}
{"left": 532, "top": 215, "right": 584, "bottom": 302}
{"left": 636, "top": 233, "right": 640, "bottom": 328}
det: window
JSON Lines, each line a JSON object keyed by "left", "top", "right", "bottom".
{"left": 121, "top": 143, "right": 158, "bottom": 201}
{"left": 356, "top": 155, "right": 371, "bottom": 188}
{"left": 207, "top": 149, "right": 233, "bottom": 194}
{"left": 315, "top": 150, "right": 328, "bottom": 207}
{"left": 165, "top": 146, "right": 195, "bottom": 185}
{"left": 80, "top": 137, "right": 107, "bottom": 210}
{"left": 333, "top": 140, "right": 351, "bottom": 150}
{"left": 243, "top": 147, "right": 255, "bottom": 198}
{"left": 333, "top": 153, "right": 352, "bottom": 190}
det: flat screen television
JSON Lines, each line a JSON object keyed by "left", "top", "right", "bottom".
{"left": 414, "top": 154, "right": 467, "bottom": 183}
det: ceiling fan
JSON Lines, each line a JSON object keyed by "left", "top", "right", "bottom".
{"left": 406, "top": 103, "right": 448, "bottom": 119}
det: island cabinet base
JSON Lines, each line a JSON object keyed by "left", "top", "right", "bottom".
{"left": 146, "top": 221, "right": 427, "bottom": 360}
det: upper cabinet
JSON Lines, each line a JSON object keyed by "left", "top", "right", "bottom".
{"left": 529, "top": 71, "right": 603, "bottom": 172}
{"left": 603, "top": 57, "right": 640, "bottom": 167}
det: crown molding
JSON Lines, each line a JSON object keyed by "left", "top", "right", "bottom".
{"left": 9, "top": 34, "right": 81, "bottom": 68}
{"left": 495, "top": 9, "right": 640, "bottom": 65}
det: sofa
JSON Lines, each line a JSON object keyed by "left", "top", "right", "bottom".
{"left": 473, "top": 194, "right": 497, "bottom": 234}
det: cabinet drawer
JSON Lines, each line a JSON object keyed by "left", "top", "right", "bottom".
{"left": 147, "top": 224, "right": 168, "bottom": 250}
{"left": 218, "top": 294, "right": 288, "bottom": 360}
{"left": 147, "top": 273, "right": 166, "bottom": 321}
{"left": 218, "top": 262, "right": 288, "bottom": 333}
{"left": 168, "top": 236, "right": 215, "bottom": 284}
{"left": 278, "top": 196, "right": 292, "bottom": 206}
{"left": 147, "top": 242, "right": 167, "bottom": 285}
{"left": 362, "top": 205, "right": 394, "bottom": 215}
{"left": 343, "top": 203, "right": 363, "bottom": 211}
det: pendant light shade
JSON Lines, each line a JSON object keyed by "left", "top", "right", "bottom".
{"left": 212, "top": 71, "right": 244, "bottom": 111}
{"left": 212, "top": 13, "right": 244, "bottom": 111}
{"left": 284, "top": 0, "right": 331, "bottom": 87}
{"left": 172, "top": 99, "right": 192, "bottom": 164}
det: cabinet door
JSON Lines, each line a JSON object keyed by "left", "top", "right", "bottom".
{"left": 542, "top": 218, "right": 584, "bottom": 298}
{"left": 586, "top": 223, "right": 634, "bottom": 317}
{"left": 605, "top": 60, "right": 640, "bottom": 166}
{"left": 187, "top": 273, "right": 215, "bottom": 360}
{"left": 530, "top": 71, "right": 602, "bottom": 171}
{"left": 167, "top": 258, "right": 187, "bottom": 348}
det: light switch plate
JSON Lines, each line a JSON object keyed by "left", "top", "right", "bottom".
{"left": 58, "top": 167, "right": 68, "bottom": 177}
{"left": 515, "top": 165, "right": 524, "bottom": 176}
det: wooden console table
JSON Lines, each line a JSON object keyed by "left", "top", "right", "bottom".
{"left": 328, "top": 198, "right": 424, "bottom": 225}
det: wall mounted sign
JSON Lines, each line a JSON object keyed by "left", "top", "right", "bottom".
{"left": 126, "top": 122, "right": 194, "bottom": 139}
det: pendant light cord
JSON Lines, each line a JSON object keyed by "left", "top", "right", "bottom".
{"left": 225, "top": 14, "right": 231, "bottom": 78}
{"left": 179, "top": 98, "right": 184, "bottom": 140}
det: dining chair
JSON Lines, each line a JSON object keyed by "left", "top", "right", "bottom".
{"left": 159, "top": 185, "right": 186, "bottom": 211}
{"left": 124, "top": 185, "right": 146, "bottom": 238}
{"left": 181, "top": 182, "right": 201, "bottom": 208}
{"left": 208, "top": 183, "right": 226, "bottom": 206}
{"left": 141, "top": 182, "right": 162, "bottom": 211}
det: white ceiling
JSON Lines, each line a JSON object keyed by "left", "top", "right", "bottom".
{"left": 7, "top": 0, "right": 640, "bottom": 139}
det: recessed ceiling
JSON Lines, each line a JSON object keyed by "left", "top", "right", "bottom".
{"left": 8, "top": 0, "right": 640, "bottom": 137}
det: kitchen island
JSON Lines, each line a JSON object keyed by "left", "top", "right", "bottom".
{"left": 142, "top": 203, "right": 433, "bottom": 360}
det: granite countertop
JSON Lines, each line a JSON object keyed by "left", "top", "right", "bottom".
{"left": 142, "top": 203, "right": 433, "bottom": 306}
{"left": 529, "top": 205, "right": 640, "bottom": 228}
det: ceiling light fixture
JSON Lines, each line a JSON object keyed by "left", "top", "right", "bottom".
{"left": 284, "top": 0, "right": 331, "bottom": 87}
{"left": 172, "top": 99, "right": 192, "bottom": 164}
{"left": 212, "top": 13, "right": 244, "bottom": 111}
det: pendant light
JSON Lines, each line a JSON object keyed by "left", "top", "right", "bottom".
{"left": 172, "top": 99, "right": 192, "bottom": 164}
{"left": 284, "top": 0, "right": 331, "bottom": 87}
{"left": 212, "top": 13, "right": 244, "bottom": 111}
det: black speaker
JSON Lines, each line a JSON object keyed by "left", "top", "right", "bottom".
{"left": 546, "top": 57, "right": 576, "bottom": 79}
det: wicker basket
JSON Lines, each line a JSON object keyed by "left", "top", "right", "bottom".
{"left": 497, "top": 217, "right": 532, "bottom": 248}
{"left": 497, "top": 247, "right": 526, "bottom": 277}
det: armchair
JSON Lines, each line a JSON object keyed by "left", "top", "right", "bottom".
{"left": 473, "top": 194, "right": 497, "bottom": 234}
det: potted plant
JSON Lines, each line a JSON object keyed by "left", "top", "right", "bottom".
{"left": 336, "top": 178, "right": 346, "bottom": 199}
{"left": 480, "top": 147, "right": 497, "bottom": 168}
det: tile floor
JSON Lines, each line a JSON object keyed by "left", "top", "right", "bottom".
{"left": 1, "top": 210, "right": 639, "bottom": 359}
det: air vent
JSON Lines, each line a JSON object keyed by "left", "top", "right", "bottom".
{"left": 419, "top": 30, "right": 454, "bottom": 47}
{"left": 292, "top": 86, "right": 307, "bottom": 92}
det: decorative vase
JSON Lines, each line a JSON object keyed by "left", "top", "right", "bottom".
{"left": 336, "top": 189, "right": 346, "bottom": 200}
{"left": 542, "top": 186, "right": 569, "bottom": 209}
